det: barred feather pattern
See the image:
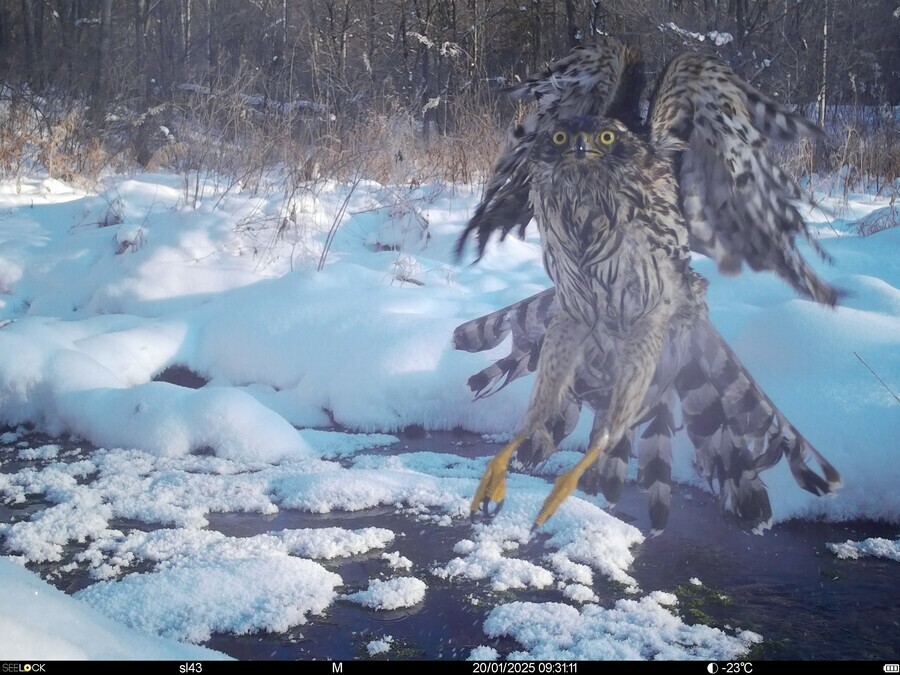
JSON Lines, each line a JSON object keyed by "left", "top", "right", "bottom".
{"left": 452, "top": 287, "right": 841, "bottom": 533}
{"left": 455, "top": 38, "right": 643, "bottom": 261}
{"left": 456, "top": 42, "right": 841, "bottom": 307}
{"left": 676, "top": 317, "right": 842, "bottom": 532}
{"left": 649, "top": 52, "right": 839, "bottom": 305}
{"left": 457, "top": 40, "right": 842, "bottom": 532}
{"left": 453, "top": 288, "right": 556, "bottom": 399}
{"left": 510, "top": 118, "right": 699, "bottom": 499}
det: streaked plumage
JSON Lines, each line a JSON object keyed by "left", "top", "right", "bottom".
{"left": 455, "top": 39, "right": 842, "bottom": 533}
{"left": 454, "top": 286, "right": 841, "bottom": 533}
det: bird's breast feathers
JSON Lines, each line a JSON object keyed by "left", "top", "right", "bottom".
{"left": 531, "top": 153, "right": 688, "bottom": 327}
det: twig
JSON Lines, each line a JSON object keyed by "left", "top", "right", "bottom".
{"left": 317, "top": 173, "right": 361, "bottom": 272}
{"left": 853, "top": 351, "right": 900, "bottom": 405}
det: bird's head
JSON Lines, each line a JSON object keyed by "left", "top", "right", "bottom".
{"left": 533, "top": 117, "right": 635, "bottom": 169}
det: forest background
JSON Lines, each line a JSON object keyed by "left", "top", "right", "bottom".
{"left": 0, "top": 0, "right": 897, "bottom": 192}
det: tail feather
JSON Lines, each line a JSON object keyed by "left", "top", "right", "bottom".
{"left": 581, "top": 431, "right": 632, "bottom": 508}
{"left": 453, "top": 289, "right": 841, "bottom": 533}
{"left": 784, "top": 436, "right": 843, "bottom": 495}
{"left": 466, "top": 350, "right": 538, "bottom": 400}
{"left": 676, "top": 316, "right": 841, "bottom": 530}
{"left": 716, "top": 444, "right": 774, "bottom": 534}
{"left": 637, "top": 398, "right": 677, "bottom": 533}
{"left": 453, "top": 309, "right": 510, "bottom": 353}
{"left": 454, "top": 289, "right": 556, "bottom": 398}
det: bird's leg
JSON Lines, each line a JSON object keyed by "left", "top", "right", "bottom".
{"left": 470, "top": 311, "right": 588, "bottom": 520}
{"left": 534, "top": 429, "right": 610, "bottom": 528}
{"left": 533, "top": 313, "right": 669, "bottom": 529}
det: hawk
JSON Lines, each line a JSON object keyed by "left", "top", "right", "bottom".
{"left": 454, "top": 39, "right": 842, "bottom": 533}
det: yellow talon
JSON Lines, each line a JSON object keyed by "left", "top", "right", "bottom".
{"left": 533, "top": 436, "right": 608, "bottom": 529}
{"left": 471, "top": 434, "right": 525, "bottom": 517}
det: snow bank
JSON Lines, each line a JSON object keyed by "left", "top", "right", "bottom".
{"left": 0, "top": 557, "right": 228, "bottom": 659}
{"left": 0, "top": 171, "right": 897, "bottom": 659}
{"left": 75, "top": 556, "right": 342, "bottom": 643}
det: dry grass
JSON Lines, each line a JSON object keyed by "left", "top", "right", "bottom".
{"left": 1, "top": 83, "right": 894, "bottom": 221}
{"left": 854, "top": 204, "right": 899, "bottom": 237}
{"left": 827, "top": 120, "right": 900, "bottom": 196}
{"left": 775, "top": 106, "right": 900, "bottom": 200}
{"left": 0, "top": 92, "right": 119, "bottom": 187}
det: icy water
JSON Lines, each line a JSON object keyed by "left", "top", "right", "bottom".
{"left": 2, "top": 427, "right": 898, "bottom": 660}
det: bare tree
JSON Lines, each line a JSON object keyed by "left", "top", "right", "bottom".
{"left": 93, "top": 0, "right": 113, "bottom": 117}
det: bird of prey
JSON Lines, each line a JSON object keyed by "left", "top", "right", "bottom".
{"left": 454, "top": 39, "right": 842, "bottom": 533}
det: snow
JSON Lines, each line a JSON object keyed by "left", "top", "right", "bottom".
{"left": 562, "top": 583, "right": 599, "bottom": 604}
{"left": 366, "top": 635, "right": 394, "bottom": 655}
{"left": 17, "top": 444, "right": 59, "bottom": 460}
{"left": 75, "top": 555, "right": 342, "bottom": 643}
{"left": 483, "top": 597, "right": 762, "bottom": 660}
{"left": 660, "top": 22, "right": 734, "bottom": 46}
{"left": 827, "top": 536, "right": 900, "bottom": 562}
{"left": 78, "top": 526, "right": 395, "bottom": 580}
{"left": 469, "top": 645, "right": 500, "bottom": 660}
{"left": 382, "top": 550, "right": 414, "bottom": 570}
{"left": 0, "top": 557, "right": 228, "bottom": 660}
{"left": 344, "top": 577, "right": 427, "bottom": 610}
{"left": 432, "top": 481, "right": 642, "bottom": 590}
{"left": 0, "top": 170, "right": 897, "bottom": 659}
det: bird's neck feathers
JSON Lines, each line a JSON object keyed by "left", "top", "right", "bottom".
{"left": 539, "top": 158, "right": 622, "bottom": 201}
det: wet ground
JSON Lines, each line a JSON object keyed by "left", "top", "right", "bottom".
{"left": 2, "top": 427, "right": 898, "bottom": 660}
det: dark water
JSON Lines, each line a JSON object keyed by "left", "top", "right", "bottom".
{"left": 2, "top": 427, "right": 898, "bottom": 660}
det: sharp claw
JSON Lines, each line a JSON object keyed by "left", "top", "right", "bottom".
{"left": 469, "top": 498, "right": 505, "bottom": 523}
{"left": 532, "top": 435, "right": 609, "bottom": 529}
{"left": 469, "top": 435, "right": 525, "bottom": 521}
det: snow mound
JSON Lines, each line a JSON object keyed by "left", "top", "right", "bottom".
{"left": 75, "top": 556, "right": 342, "bottom": 643}
{"left": 484, "top": 597, "right": 762, "bottom": 660}
{"left": 827, "top": 536, "right": 900, "bottom": 562}
{"left": 344, "top": 577, "right": 427, "bottom": 610}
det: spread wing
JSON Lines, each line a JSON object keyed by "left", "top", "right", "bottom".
{"left": 453, "top": 42, "right": 843, "bottom": 531}
{"left": 454, "top": 39, "right": 644, "bottom": 261}
{"left": 649, "top": 52, "right": 841, "bottom": 305}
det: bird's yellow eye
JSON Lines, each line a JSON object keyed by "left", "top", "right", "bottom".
{"left": 552, "top": 130, "right": 568, "bottom": 145}
{"left": 598, "top": 130, "right": 616, "bottom": 145}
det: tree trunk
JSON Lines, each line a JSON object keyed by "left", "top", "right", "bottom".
{"left": 207, "top": 0, "right": 219, "bottom": 80}
{"left": 565, "top": 0, "right": 579, "bottom": 47}
{"left": 21, "top": 0, "right": 39, "bottom": 88}
{"left": 732, "top": 0, "right": 747, "bottom": 47}
{"left": 93, "top": 0, "right": 113, "bottom": 120}
{"left": 0, "top": 4, "right": 6, "bottom": 54}
{"left": 55, "top": 0, "right": 78, "bottom": 88}
{"left": 815, "top": 0, "right": 829, "bottom": 169}
{"left": 135, "top": 0, "right": 150, "bottom": 102}
{"left": 181, "top": 0, "right": 191, "bottom": 63}
{"left": 532, "top": 0, "right": 542, "bottom": 70}
{"left": 817, "top": 0, "right": 828, "bottom": 128}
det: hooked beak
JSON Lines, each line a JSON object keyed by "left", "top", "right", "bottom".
{"left": 568, "top": 132, "right": 599, "bottom": 159}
